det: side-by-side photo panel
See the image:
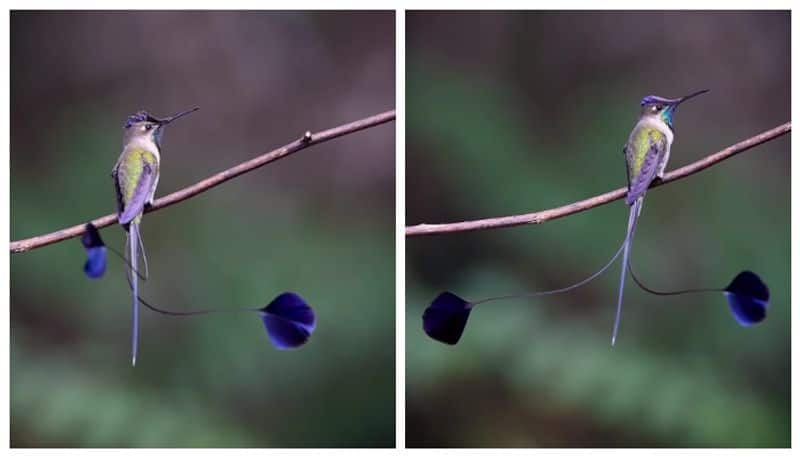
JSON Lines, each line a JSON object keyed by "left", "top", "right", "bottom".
{"left": 406, "top": 10, "right": 789, "bottom": 448}
{"left": 11, "top": 10, "right": 395, "bottom": 448}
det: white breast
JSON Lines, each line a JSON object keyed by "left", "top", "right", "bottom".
{"left": 130, "top": 136, "right": 161, "bottom": 162}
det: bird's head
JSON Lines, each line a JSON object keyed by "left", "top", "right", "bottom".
{"left": 123, "top": 107, "right": 199, "bottom": 147}
{"left": 640, "top": 90, "right": 708, "bottom": 128}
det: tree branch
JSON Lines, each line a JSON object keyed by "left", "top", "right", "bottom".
{"left": 11, "top": 109, "right": 396, "bottom": 253}
{"left": 406, "top": 121, "right": 790, "bottom": 237}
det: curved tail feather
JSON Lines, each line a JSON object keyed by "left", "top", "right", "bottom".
{"left": 135, "top": 222, "right": 149, "bottom": 280}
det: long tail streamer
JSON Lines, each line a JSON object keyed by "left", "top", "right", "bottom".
{"left": 612, "top": 198, "right": 642, "bottom": 346}
{"left": 129, "top": 223, "right": 140, "bottom": 366}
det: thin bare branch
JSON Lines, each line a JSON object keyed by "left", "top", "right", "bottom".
{"left": 11, "top": 109, "right": 396, "bottom": 253}
{"left": 406, "top": 121, "right": 790, "bottom": 237}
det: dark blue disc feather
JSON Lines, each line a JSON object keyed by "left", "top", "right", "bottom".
{"left": 83, "top": 247, "right": 107, "bottom": 279}
{"left": 724, "top": 271, "right": 769, "bottom": 326}
{"left": 422, "top": 291, "right": 472, "bottom": 345}
{"left": 260, "top": 292, "right": 316, "bottom": 349}
{"left": 82, "top": 223, "right": 107, "bottom": 279}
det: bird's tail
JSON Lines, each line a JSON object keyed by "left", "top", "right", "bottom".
{"left": 612, "top": 198, "right": 643, "bottom": 346}
{"left": 128, "top": 222, "right": 141, "bottom": 366}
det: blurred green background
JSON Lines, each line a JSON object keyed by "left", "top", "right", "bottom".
{"left": 406, "top": 11, "right": 789, "bottom": 447}
{"left": 11, "top": 11, "right": 395, "bottom": 447}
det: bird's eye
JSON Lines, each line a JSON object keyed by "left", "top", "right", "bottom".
{"left": 144, "top": 124, "right": 154, "bottom": 131}
{"left": 655, "top": 104, "right": 663, "bottom": 111}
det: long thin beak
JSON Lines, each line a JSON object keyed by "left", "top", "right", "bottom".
{"left": 158, "top": 107, "right": 199, "bottom": 125}
{"left": 675, "top": 89, "right": 709, "bottom": 105}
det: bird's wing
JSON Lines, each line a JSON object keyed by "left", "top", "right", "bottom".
{"left": 111, "top": 167, "right": 124, "bottom": 216}
{"left": 623, "top": 145, "right": 631, "bottom": 193}
{"left": 114, "top": 147, "right": 158, "bottom": 224}
{"left": 626, "top": 129, "right": 667, "bottom": 204}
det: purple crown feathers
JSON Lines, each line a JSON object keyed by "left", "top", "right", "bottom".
{"left": 640, "top": 95, "right": 673, "bottom": 106}
{"left": 124, "top": 111, "right": 155, "bottom": 128}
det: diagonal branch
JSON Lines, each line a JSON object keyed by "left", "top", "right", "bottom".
{"left": 11, "top": 109, "right": 396, "bottom": 253}
{"left": 406, "top": 121, "right": 790, "bottom": 237}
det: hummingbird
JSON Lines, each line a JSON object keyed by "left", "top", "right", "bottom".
{"left": 612, "top": 89, "right": 710, "bottom": 345}
{"left": 422, "top": 90, "right": 771, "bottom": 346}
{"left": 111, "top": 107, "right": 198, "bottom": 365}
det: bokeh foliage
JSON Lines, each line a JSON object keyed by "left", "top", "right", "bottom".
{"left": 406, "top": 11, "right": 789, "bottom": 447}
{"left": 11, "top": 11, "right": 395, "bottom": 447}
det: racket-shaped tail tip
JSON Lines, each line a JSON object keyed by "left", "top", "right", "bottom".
{"left": 260, "top": 292, "right": 316, "bottom": 350}
{"left": 81, "top": 223, "right": 107, "bottom": 279}
{"left": 83, "top": 247, "right": 107, "bottom": 278}
{"left": 724, "top": 271, "right": 769, "bottom": 326}
{"left": 422, "top": 292, "right": 472, "bottom": 345}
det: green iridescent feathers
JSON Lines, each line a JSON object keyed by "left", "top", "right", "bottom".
{"left": 113, "top": 147, "right": 158, "bottom": 225}
{"left": 625, "top": 126, "right": 666, "bottom": 205}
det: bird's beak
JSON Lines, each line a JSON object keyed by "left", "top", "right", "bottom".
{"left": 674, "top": 89, "right": 709, "bottom": 106}
{"left": 157, "top": 107, "right": 200, "bottom": 125}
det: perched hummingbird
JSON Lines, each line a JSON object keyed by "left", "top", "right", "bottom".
{"left": 612, "top": 89, "right": 709, "bottom": 345}
{"left": 422, "top": 91, "right": 771, "bottom": 346}
{"left": 112, "top": 107, "right": 198, "bottom": 365}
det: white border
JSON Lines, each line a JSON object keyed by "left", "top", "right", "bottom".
{"left": 3, "top": 3, "right": 798, "bottom": 454}
{"left": 395, "top": 9, "right": 407, "bottom": 451}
